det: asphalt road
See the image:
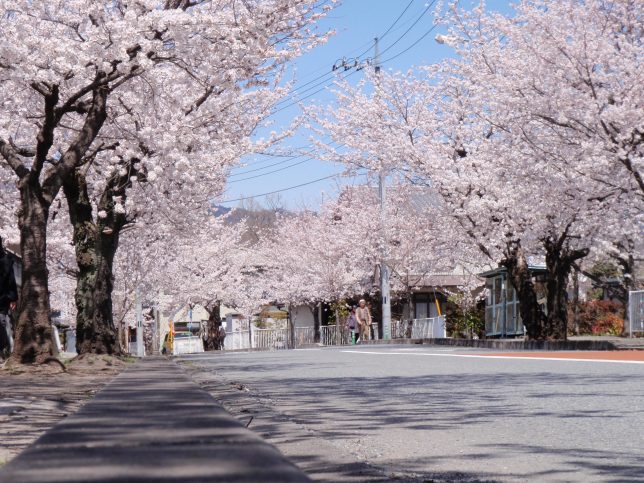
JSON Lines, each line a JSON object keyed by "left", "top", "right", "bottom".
{"left": 178, "top": 345, "right": 644, "bottom": 482}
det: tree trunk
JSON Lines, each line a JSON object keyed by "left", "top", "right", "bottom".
{"left": 312, "top": 303, "right": 320, "bottom": 343}
{"left": 544, "top": 237, "right": 589, "bottom": 341}
{"left": 64, "top": 170, "right": 121, "bottom": 355}
{"left": 11, "top": 182, "right": 58, "bottom": 363}
{"left": 288, "top": 305, "right": 295, "bottom": 349}
{"left": 572, "top": 268, "right": 580, "bottom": 335}
{"left": 501, "top": 240, "right": 548, "bottom": 340}
{"left": 203, "top": 303, "right": 222, "bottom": 351}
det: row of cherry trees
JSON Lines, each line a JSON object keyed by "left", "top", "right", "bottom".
{"left": 1, "top": 0, "right": 640, "bottom": 360}
{"left": 313, "top": 0, "right": 642, "bottom": 339}
{"left": 0, "top": 0, "right": 333, "bottom": 363}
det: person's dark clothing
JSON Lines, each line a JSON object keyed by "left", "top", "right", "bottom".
{"left": 0, "top": 251, "right": 18, "bottom": 314}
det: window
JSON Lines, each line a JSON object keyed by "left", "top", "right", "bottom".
{"left": 485, "top": 274, "right": 525, "bottom": 336}
{"left": 413, "top": 293, "right": 443, "bottom": 319}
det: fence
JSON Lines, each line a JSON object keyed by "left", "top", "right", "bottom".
{"left": 224, "top": 330, "right": 251, "bottom": 351}
{"left": 173, "top": 336, "right": 205, "bottom": 355}
{"left": 391, "top": 316, "right": 446, "bottom": 340}
{"left": 253, "top": 328, "right": 289, "bottom": 350}
{"left": 628, "top": 291, "right": 644, "bottom": 337}
{"left": 224, "top": 327, "right": 314, "bottom": 351}
{"left": 222, "top": 323, "right": 382, "bottom": 351}
{"left": 221, "top": 318, "right": 444, "bottom": 352}
{"left": 294, "top": 327, "right": 315, "bottom": 347}
{"left": 320, "top": 325, "right": 351, "bottom": 346}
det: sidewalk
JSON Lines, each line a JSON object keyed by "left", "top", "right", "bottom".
{"left": 0, "top": 357, "right": 310, "bottom": 483}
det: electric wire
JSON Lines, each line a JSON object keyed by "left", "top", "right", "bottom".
{"left": 378, "top": 0, "right": 415, "bottom": 42}
{"left": 225, "top": 3, "right": 436, "bottom": 201}
{"left": 220, "top": 172, "right": 345, "bottom": 204}
{"left": 229, "top": 142, "right": 347, "bottom": 181}
{"left": 381, "top": 23, "right": 440, "bottom": 64}
{"left": 229, "top": 140, "right": 340, "bottom": 177}
{"left": 228, "top": 157, "right": 315, "bottom": 183}
{"left": 377, "top": 0, "right": 436, "bottom": 59}
{"left": 272, "top": 0, "right": 419, "bottom": 109}
{"left": 229, "top": 152, "right": 310, "bottom": 177}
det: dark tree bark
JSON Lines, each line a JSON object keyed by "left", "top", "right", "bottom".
{"left": 288, "top": 306, "right": 295, "bottom": 349}
{"left": 11, "top": 181, "right": 58, "bottom": 363}
{"left": 311, "top": 303, "right": 320, "bottom": 343}
{"left": 571, "top": 268, "right": 580, "bottom": 335}
{"left": 543, "top": 235, "right": 589, "bottom": 340}
{"left": 501, "top": 240, "right": 548, "bottom": 340}
{"left": 2, "top": 83, "right": 109, "bottom": 363}
{"left": 203, "top": 303, "right": 223, "bottom": 351}
{"left": 64, "top": 157, "right": 136, "bottom": 355}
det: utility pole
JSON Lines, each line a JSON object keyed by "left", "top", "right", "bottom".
{"left": 330, "top": 37, "right": 391, "bottom": 340}
{"left": 375, "top": 37, "right": 391, "bottom": 340}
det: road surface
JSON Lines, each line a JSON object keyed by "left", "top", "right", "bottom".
{"left": 178, "top": 345, "right": 644, "bottom": 482}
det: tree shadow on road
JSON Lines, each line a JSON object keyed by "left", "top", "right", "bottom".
{"left": 181, "top": 354, "right": 644, "bottom": 482}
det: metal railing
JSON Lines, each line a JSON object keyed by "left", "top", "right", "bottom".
{"left": 221, "top": 321, "right": 384, "bottom": 351}
{"left": 253, "top": 327, "right": 289, "bottom": 350}
{"left": 294, "top": 326, "right": 315, "bottom": 346}
{"left": 224, "top": 327, "right": 315, "bottom": 350}
{"left": 391, "top": 316, "right": 446, "bottom": 340}
{"left": 628, "top": 290, "right": 644, "bottom": 337}
{"left": 320, "top": 325, "right": 352, "bottom": 346}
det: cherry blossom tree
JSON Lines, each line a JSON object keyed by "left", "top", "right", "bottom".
{"left": 0, "top": 0, "right": 333, "bottom": 361}
{"left": 155, "top": 213, "right": 251, "bottom": 350}
{"left": 314, "top": 0, "right": 642, "bottom": 339}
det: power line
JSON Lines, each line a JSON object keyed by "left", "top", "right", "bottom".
{"left": 272, "top": 1, "right": 420, "bottom": 110}
{"left": 379, "top": 0, "right": 415, "bottom": 42}
{"left": 228, "top": 156, "right": 315, "bottom": 183}
{"left": 229, "top": 141, "right": 347, "bottom": 182}
{"left": 220, "top": 172, "right": 344, "bottom": 204}
{"left": 223, "top": 3, "right": 436, "bottom": 202}
{"left": 229, "top": 152, "right": 309, "bottom": 177}
{"left": 378, "top": 0, "right": 436, "bottom": 59}
{"left": 270, "top": 68, "right": 360, "bottom": 116}
{"left": 230, "top": 140, "right": 341, "bottom": 177}
{"left": 283, "top": 37, "right": 376, "bottom": 95}
{"left": 381, "top": 23, "right": 440, "bottom": 64}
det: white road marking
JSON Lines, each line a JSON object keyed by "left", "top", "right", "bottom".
{"left": 340, "top": 350, "right": 644, "bottom": 365}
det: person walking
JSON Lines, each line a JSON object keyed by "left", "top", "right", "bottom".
{"left": 346, "top": 306, "right": 358, "bottom": 344}
{"left": 355, "top": 299, "right": 372, "bottom": 342}
{"left": 0, "top": 236, "right": 18, "bottom": 356}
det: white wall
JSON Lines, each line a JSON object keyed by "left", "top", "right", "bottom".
{"left": 291, "top": 305, "right": 315, "bottom": 328}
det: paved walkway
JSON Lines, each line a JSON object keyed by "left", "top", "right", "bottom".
{"left": 0, "top": 357, "right": 310, "bottom": 483}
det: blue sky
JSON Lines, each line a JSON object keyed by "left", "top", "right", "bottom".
{"left": 222, "top": 0, "right": 513, "bottom": 210}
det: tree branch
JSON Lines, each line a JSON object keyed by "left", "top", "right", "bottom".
{"left": 0, "top": 139, "right": 30, "bottom": 178}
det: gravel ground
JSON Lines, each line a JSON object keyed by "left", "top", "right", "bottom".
{"left": 0, "top": 355, "right": 128, "bottom": 466}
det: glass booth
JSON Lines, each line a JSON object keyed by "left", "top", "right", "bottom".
{"left": 480, "top": 266, "right": 547, "bottom": 337}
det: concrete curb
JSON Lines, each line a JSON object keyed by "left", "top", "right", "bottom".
{"left": 0, "top": 357, "right": 310, "bottom": 483}
{"left": 360, "top": 337, "right": 626, "bottom": 351}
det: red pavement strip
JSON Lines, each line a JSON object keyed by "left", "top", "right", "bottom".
{"left": 474, "top": 351, "right": 644, "bottom": 362}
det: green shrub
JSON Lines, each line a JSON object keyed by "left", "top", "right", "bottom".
{"left": 446, "top": 296, "right": 485, "bottom": 339}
